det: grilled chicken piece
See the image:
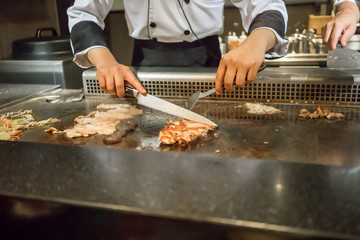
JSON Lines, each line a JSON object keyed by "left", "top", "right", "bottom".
{"left": 159, "top": 118, "right": 214, "bottom": 146}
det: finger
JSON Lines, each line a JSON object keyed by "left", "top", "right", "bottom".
{"left": 114, "top": 74, "right": 125, "bottom": 98}
{"left": 224, "top": 66, "right": 237, "bottom": 92}
{"left": 235, "top": 66, "right": 247, "bottom": 87}
{"left": 96, "top": 72, "right": 107, "bottom": 92}
{"left": 106, "top": 75, "right": 116, "bottom": 95}
{"left": 341, "top": 28, "right": 356, "bottom": 47}
{"left": 126, "top": 75, "right": 146, "bottom": 95}
{"left": 329, "top": 23, "right": 344, "bottom": 49}
{"left": 246, "top": 63, "right": 260, "bottom": 83}
{"left": 322, "top": 22, "right": 333, "bottom": 47}
{"left": 215, "top": 60, "right": 226, "bottom": 95}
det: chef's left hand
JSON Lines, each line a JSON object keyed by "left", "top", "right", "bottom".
{"left": 215, "top": 28, "right": 276, "bottom": 94}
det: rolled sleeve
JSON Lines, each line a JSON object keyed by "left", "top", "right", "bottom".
{"left": 70, "top": 21, "right": 109, "bottom": 68}
{"left": 231, "top": 0, "right": 289, "bottom": 58}
{"left": 248, "top": 10, "right": 289, "bottom": 58}
{"left": 335, "top": 0, "right": 356, "bottom": 6}
{"left": 67, "top": 0, "right": 113, "bottom": 67}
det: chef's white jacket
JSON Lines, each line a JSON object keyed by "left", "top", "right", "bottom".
{"left": 67, "top": 0, "right": 289, "bottom": 68}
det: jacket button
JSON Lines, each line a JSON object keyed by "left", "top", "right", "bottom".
{"left": 150, "top": 22, "right": 156, "bottom": 28}
{"left": 184, "top": 30, "right": 190, "bottom": 35}
{"left": 184, "top": 0, "right": 190, "bottom": 3}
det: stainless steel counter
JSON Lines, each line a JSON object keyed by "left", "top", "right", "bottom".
{"left": 0, "top": 140, "right": 359, "bottom": 240}
{"left": 0, "top": 83, "right": 59, "bottom": 108}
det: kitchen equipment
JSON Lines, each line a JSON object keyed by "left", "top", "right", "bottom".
{"left": 3, "top": 67, "right": 360, "bottom": 162}
{"left": 126, "top": 87, "right": 217, "bottom": 126}
{"left": 185, "top": 88, "right": 216, "bottom": 110}
{"left": 82, "top": 67, "right": 359, "bottom": 104}
{"left": 0, "top": 59, "right": 83, "bottom": 89}
{"left": 346, "top": 34, "right": 360, "bottom": 51}
{"left": 185, "top": 62, "right": 266, "bottom": 110}
{"left": 3, "top": 85, "right": 360, "bottom": 165}
{"left": 308, "top": 15, "right": 333, "bottom": 35}
{"left": 327, "top": 41, "right": 360, "bottom": 69}
{"left": 12, "top": 28, "right": 72, "bottom": 60}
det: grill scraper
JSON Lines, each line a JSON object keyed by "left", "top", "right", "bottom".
{"left": 185, "top": 62, "right": 266, "bottom": 110}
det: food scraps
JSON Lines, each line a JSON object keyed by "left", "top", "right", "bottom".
{"left": 299, "top": 107, "right": 344, "bottom": 119}
{"left": 244, "top": 103, "right": 281, "bottom": 115}
{"left": 0, "top": 109, "right": 59, "bottom": 141}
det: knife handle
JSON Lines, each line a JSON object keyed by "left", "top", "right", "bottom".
{"left": 125, "top": 87, "right": 138, "bottom": 97}
{"left": 336, "top": 40, "right": 343, "bottom": 49}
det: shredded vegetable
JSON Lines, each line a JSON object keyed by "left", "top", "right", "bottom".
{"left": 0, "top": 109, "right": 60, "bottom": 141}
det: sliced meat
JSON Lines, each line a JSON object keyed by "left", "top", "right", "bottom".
{"left": 159, "top": 118, "right": 215, "bottom": 146}
{"left": 54, "top": 104, "right": 143, "bottom": 139}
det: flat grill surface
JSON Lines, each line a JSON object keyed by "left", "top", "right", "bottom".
{"left": 2, "top": 90, "right": 360, "bottom": 167}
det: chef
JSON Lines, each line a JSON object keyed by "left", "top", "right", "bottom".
{"left": 322, "top": 0, "right": 360, "bottom": 50}
{"left": 67, "top": 0, "right": 288, "bottom": 98}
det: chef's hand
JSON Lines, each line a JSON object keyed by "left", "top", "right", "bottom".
{"left": 87, "top": 47, "right": 146, "bottom": 98}
{"left": 215, "top": 28, "right": 276, "bottom": 94}
{"left": 322, "top": 1, "right": 360, "bottom": 50}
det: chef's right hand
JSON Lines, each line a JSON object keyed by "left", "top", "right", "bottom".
{"left": 87, "top": 47, "right": 146, "bottom": 98}
{"left": 322, "top": 1, "right": 360, "bottom": 50}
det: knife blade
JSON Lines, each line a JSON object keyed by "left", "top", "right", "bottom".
{"left": 126, "top": 87, "right": 217, "bottom": 127}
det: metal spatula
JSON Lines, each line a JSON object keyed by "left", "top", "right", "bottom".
{"left": 327, "top": 41, "right": 360, "bottom": 69}
{"left": 185, "top": 62, "right": 266, "bottom": 110}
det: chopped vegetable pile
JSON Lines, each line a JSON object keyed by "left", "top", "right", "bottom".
{"left": 0, "top": 109, "right": 59, "bottom": 141}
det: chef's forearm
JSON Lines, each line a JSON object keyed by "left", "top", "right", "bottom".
{"left": 87, "top": 47, "right": 118, "bottom": 67}
{"left": 247, "top": 28, "right": 277, "bottom": 53}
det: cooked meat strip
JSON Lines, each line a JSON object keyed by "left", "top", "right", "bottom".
{"left": 48, "top": 104, "right": 142, "bottom": 139}
{"left": 44, "top": 127, "right": 62, "bottom": 134}
{"left": 159, "top": 118, "right": 215, "bottom": 146}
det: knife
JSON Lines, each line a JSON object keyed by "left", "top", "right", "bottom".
{"left": 126, "top": 87, "right": 217, "bottom": 127}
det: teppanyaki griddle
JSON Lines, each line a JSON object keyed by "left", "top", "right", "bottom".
{"left": 1, "top": 89, "right": 360, "bottom": 167}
